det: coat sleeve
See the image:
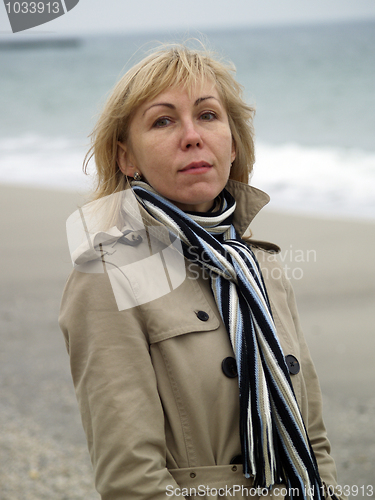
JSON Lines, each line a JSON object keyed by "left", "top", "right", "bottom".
{"left": 59, "top": 269, "right": 184, "bottom": 500}
{"left": 282, "top": 273, "right": 347, "bottom": 500}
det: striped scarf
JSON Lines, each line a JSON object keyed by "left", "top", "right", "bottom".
{"left": 131, "top": 181, "right": 323, "bottom": 500}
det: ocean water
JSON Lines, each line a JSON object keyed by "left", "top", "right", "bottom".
{"left": 1, "top": 20, "right": 374, "bottom": 219}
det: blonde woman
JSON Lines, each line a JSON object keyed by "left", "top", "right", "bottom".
{"left": 59, "top": 45, "right": 345, "bottom": 500}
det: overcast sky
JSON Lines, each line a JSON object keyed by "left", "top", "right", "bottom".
{"left": 1, "top": 0, "right": 375, "bottom": 36}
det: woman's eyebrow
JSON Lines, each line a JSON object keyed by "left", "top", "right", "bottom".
{"left": 143, "top": 103, "right": 175, "bottom": 116}
{"left": 194, "top": 96, "right": 218, "bottom": 106}
{"left": 143, "top": 96, "right": 219, "bottom": 116}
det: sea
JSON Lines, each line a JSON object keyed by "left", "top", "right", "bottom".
{"left": 1, "top": 20, "right": 374, "bottom": 220}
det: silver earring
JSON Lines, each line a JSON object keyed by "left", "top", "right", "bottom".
{"left": 133, "top": 172, "right": 142, "bottom": 181}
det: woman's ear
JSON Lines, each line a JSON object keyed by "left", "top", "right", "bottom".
{"left": 231, "top": 139, "right": 236, "bottom": 164}
{"left": 117, "top": 141, "right": 136, "bottom": 177}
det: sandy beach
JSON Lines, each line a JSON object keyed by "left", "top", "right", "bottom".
{"left": 0, "top": 183, "right": 374, "bottom": 499}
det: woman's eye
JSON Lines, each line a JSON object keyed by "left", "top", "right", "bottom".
{"left": 200, "top": 112, "right": 216, "bottom": 121}
{"left": 153, "top": 117, "right": 171, "bottom": 128}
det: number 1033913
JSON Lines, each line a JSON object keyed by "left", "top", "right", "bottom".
{"left": 326, "top": 484, "right": 374, "bottom": 497}
{"left": 5, "top": 2, "right": 60, "bottom": 14}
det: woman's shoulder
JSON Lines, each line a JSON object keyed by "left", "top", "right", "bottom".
{"left": 245, "top": 238, "right": 280, "bottom": 254}
{"left": 245, "top": 238, "right": 292, "bottom": 301}
{"left": 58, "top": 267, "right": 119, "bottom": 342}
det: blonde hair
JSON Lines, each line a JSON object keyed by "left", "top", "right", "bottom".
{"left": 84, "top": 43, "right": 256, "bottom": 200}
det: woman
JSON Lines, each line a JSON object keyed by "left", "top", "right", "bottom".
{"left": 59, "top": 45, "right": 346, "bottom": 500}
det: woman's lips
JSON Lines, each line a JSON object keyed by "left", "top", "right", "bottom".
{"left": 179, "top": 161, "right": 212, "bottom": 174}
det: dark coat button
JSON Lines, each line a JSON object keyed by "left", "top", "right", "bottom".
{"left": 285, "top": 354, "right": 300, "bottom": 375}
{"left": 230, "top": 455, "right": 243, "bottom": 465}
{"left": 222, "top": 357, "right": 238, "bottom": 378}
{"left": 196, "top": 310, "right": 209, "bottom": 321}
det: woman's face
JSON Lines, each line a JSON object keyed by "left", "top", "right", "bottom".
{"left": 117, "top": 79, "right": 236, "bottom": 212}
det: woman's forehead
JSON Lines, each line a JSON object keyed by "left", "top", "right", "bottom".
{"left": 140, "top": 78, "right": 222, "bottom": 109}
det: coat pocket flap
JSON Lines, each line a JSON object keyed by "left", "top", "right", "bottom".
{"left": 141, "top": 275, "right": 220, "bottom": 344}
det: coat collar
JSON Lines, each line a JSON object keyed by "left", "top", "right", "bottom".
{"left": 69, "top": 181, "right": 272, "bottom": 266}
{"left": 225, "top": 179, "right": 270, "bottom": 237}
{"left": 135, "top": 179, "right": 270, "bottom": 238}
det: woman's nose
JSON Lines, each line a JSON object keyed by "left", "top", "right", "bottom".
{"left": 181, "top": 121, "right": 202, "bottom": 150}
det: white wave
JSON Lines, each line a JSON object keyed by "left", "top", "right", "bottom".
{"left": 0, "top": 134, "right": 374, "bottom": 220}
{"left": 0, "top": 134, "right": 93, "bottom": 192}
{"left": 252, "top": 142, "right": 375, "bottom": 220}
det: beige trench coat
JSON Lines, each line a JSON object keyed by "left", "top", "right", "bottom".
{"left": 59, "top": 180, "right": 346, "bottom": 500}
